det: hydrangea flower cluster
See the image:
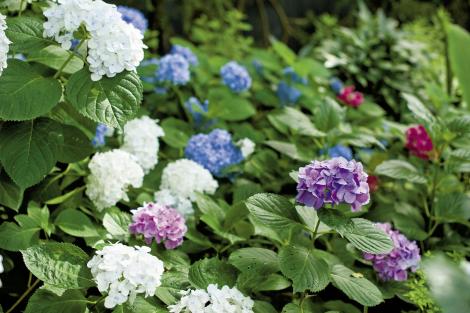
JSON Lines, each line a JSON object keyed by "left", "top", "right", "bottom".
{"left": 170, "top": 45, "right": 198, "bottom": 66}
{"left": 121, "top": 116, "right": 165, "bottom": 173}
{"left": 0, "top": 0, "right": 34, "bottom": 11}
{"left": 168, "top": 284, "right": 254, "bottom": 313}
{"left": 337, "top": 86, "right": 364, "bottom": 108}
{"left": 277, "top": 67, "right": 307, "bottom": 106}
{"left": 86, "top": 150, "right": 144, "bottom": 210}
{"left": 184, "top": 129, "right": 244, "bottom": 177}
{"left": 363, "top": 223, "right": 421, "bottom": 281}
{"left": 129, "top": 202, "right": 187, "bottom": 249}
{"left": 236, "top": 138, "right": 256, "bottom": 158}
{"left": 0, "top": 254, "right": 4, "bottom": 288}
{"left": 296, "top": 157, "right": 370, "bottom": 211}
{"left": 154, "top": 189, "right": 194, "bottom": 217}
{"left": 156, "top": 54, "right": 190, "bottom": 85}
{"left": 405, "top": 125, "right": 433, "bottom": 160}
{"left": 43, "top": 0, "right": 146, "bottom": 81}
{"left": 283, "top": 67, "right": 308, "bottom": 84}
{"left": 91, "top": 123, "right": 113, "bottom": 147}
{"left": 117, "top": 5, "right": 148, "bottom": 33}
{"left": 0, "top": 14, "right": 11, "bottom": 76}
{"left": 159, "top": 159, "right": 218, "bottom": 201}
{"left": 184, "top": 97, "right": 209, "bottom": 126}
{"left": 87, "top": 243, "right": 164, "bottom": 308}
{"left": 327, "top": 144, "right": 353, "bottom": 161}
{"left": 220, "top": 61, "right": 252, "bottom": 93}
{"left": 329, "top": 77, "right": 344, "bottom": 94}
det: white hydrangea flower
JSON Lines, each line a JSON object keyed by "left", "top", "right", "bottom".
{"left": 236, "top": 138, "right": 255, "bottom": 158}
{"left": 43, "top": 0, "right": 146, "bottom": 81}
{"left": 154, "top": 188, "right": 194, "bottom": 216}
{"left": 121, "top": 116, "right": 164, "bottom": 173}
{"left": 160, "top": 159, "right": 218, "bottom": 201}
{"left": 87, "top": 243, "right": 164, "bottom": 309}
{"left": 0, "top": 13, "right": 11, "bottom": 76}
{"left": 0, "top": 254, "right": 4, "bottom": 288}
{"left": 0, "top": 0, "right": 34, "bottom": 11}
{"left": 86, "top": 149, "right": 144, "bottom": 210}
{"left": 168, "top": 284, "right": 254, "bottom": 313}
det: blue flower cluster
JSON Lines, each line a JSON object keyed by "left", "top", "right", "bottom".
{"left": 283, "top": 67, "right": 308, "bottom": 84}
{"left": 328, "top": 144, "right": 353, "bottom": 160}
{"left": 220, "top": 61, "right": 252, "bottom": 93}
{"left": 329, "top": 77, "right": 344, "bottom": 94}
{"left": 184, "top": 97, "right": 209, "bottom": 126}
{"left": 170, "top": 45, "right": 198, "bottom": 66}
{"left": 184, "top": 129, "right": 244, "bottom": 177}
{"left": 91, "top": 124, "right": 109, "bottom": 147}
{"left": 277, "top": 67, "right": 307, "bottom": 106}
{"left": 117, "top": 6, "right": 148, "bottom": 33}
{"left": 156, "top": 54, "right": 190, "bottom": 86}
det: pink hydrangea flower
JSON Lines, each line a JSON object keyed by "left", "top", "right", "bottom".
{"left": 405, "top": 125, "right": 433, "bottom": 160}
{"left": 337, "top": 86, "right": 364, "bottom": 107}
{"left": 129, "top": 202, "right": 187, "bottom": 249}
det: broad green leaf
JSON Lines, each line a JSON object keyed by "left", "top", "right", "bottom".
{"left": 160, "top": 118, "right": 190, "bottom": 149}
{"left": 253, "top": 301, "right": 278, "bottom": 313}
{"left": 375, "top": 160, "right": 427, "bottom": 184}
{"left": 56, "top": 125, "right": 93, "bottom": 163}
{"left": 0, "top": 220, "right": 40, "bottom": 251}
{"left": 113, "top": 296, "right": 166, "bottom": 313}
{"left": 268, "top": 108, "right": 325, "bottom": 137}
{"left": 314, "top": 98, "right": 343, "bottom": 132}
{"left": 55, "top": 209, "right": 99, "bottom": 237}
{"left": 5, "top": 17, "right": 54, "bottom": 52}
{"left": 0, "top": 172, "right": 23, "bottom": 211}
{"left": 246, "top": 193, "right": 302, "bottom": 230}
{"left": 28, "top": 204, "right": 53, "bottom": 236}
{"left": 29, "top": 45, "right": 84, "bottom": 74}
{"left": 330, "top": 264, "right": 383, "bottom": 307}
{"left": 435, "top": 193, "right": 470, "bottom": 223}
{"left": 188, "top": 258, "right": 238, "bottom": 289}
{"left": 343, "top": 219, "right": 394, "bottom": 254}
{"left": 208, "top": 88, "right": 256, "bottom": 121}
{"left": 279, "top": 245, "right": 330, "bottom": 293}
{"left": 22, "top": 242, "right": 94, "bottom": 289}
{"left": 264, "top": 141, "right": 305, "bottom": 161}
{"left": 66, "top": 69, "right": 142, "bottom": 129}
{"left": 447, "top": 24, "right": 470, "bottom": 107}
{"left": 229, "top": 247, "right": 280, "bottom": 274}
{"left": 255, "top": 273, "right": 291, "bottom": 292}
{"left": 0, "top": 60, "right": 62, "bottom": 120}
{"left": 402, "top": 93, "right": 435, "bottom": 123}
{"left": 103, "top": 209, "right": 132, "bottom": 240}
{"left": 271, "top": 39, "right": 296, "bottom": 65}
{"left": 24, "top": 289, "right": 87, "bottom": 313}
{"left": 0, "top": 119, "right": 61, "bottom": 188}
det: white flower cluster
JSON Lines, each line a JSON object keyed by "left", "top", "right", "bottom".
{"left": 43, "top": 0, "right": 146, "bottom": 81}
{"left": 86, "top": 149, "right": 144, "bottom": 210}
{"left": 121, "top": 116, "right": 165, "bottom": 173}
{"left": 0, "top": 254, "right": 4, "bottom": 288}
{"left": 0, "top": 13, "right": 11, "bottom": 77}
{"left": 160, "top": 159, "right": 218, "bottom": 201}
{"left": 236, "top": 138, "right": 255, "bottom": 158}
{"left": 168, "top": 284, "right": 254, "bottom": 313}
{"left": 0, "top": 0, "right": 34, "bottom": 11}
{"left": 154, "top": 189, "right": 194, "bottom": 216}
{"left": 87, "top": 243, "right": 164, "bottom": 309}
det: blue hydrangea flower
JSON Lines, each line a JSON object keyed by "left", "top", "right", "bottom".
{"left": 170, "top": 45, "right": 198, "bottom": 66}
{"left": 117, "top": 6, "right": 148, "bottom": 33}
{"left": 277, "top": 81, "right": 302, "bottom": 106}
{"left": 92, "top": 124, "right": 109, "bottom": 147}
{"left": 252, "top": 60, "right": 263, "bottom": 75}
{"left": 184, "top": 129, "right": 244, "bottom": 177}
{"left": 283, "top": 67, "right": 308, "bottom": 84}
{"left": 220, "top": 61, "right": 252, "bottom": 93}
{"left": 330, "top": 77, "right": 344, "bottom": 94}
{"left": 156, "top": 54, "right": 190, "bottom": 86}
{"left": 328, "top": 144, "right": 353, "bottom": 160}
{"left": 184, "top": 97, "right": 209, "bottom": 125}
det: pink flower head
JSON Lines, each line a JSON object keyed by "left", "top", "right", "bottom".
{"left": 405, "top": 125, "right": 433, "bottom": 160}
{"left": 337, "top": 86, "right": 364, "bottom": 107}
{"left": 129, "top": 202, "right": 187, "bottom": 249}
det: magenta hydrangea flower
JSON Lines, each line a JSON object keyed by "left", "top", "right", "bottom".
{"left": 405, "top": 125, "right": 433, "bottom": 160}
{"left": 363, "top": 223, "right": 421, "bottom": 281}
{"left": 296, "top": 157, "right": 370, "bottom": 211}
{"left": 337, "top": 86, "right": 364, "bottom": 107}
{"left": 129, "top": 202, "right": 187, "bottom": 249}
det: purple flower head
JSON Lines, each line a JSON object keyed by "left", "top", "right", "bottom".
{"left": 170, "top": 45, "right": 198, "bottom": 66}
{"left": 220, "top": 61, "right": 252, "bottom": 93}
{"left": 296, "top": 157, "right": 370, "bottom": 211}
{"left": 117, "top": 6, "right": 148, "bottom": 33}
{"left": 364, "top": 223, "right": 421, "bottom": 281}
{"left": 129, "top": 202, "right": 187, "bottom": 249}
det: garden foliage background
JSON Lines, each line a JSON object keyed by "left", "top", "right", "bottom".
{"left": 0, "top": 0, "right": 469, "bottom": 313}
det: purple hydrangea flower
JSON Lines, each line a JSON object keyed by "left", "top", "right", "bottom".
{"left": 364, "top": 223, "right": 421, "bottom": 281}
{"left": 170, "top": 45, "right": 198, "bottom": 66}
{"left": 184, "top": 129, "right": 244, "bottom": 177}
{"left": 220, "top": 61, "right": 252, "bottom": 93}
{"left": 156, "top": 54, "right": 190, "bottom": 86}
{"left": 117, "top": 6, "right": 148, "bottom": 33}
{"left": 296, "top": 157, "right": 370, "bottom": 211}
{"left": 91, "top": 124, "right": 109, "bottom": 147}
{"left": 129, "top": 202, "right": 187, "bottom": 249}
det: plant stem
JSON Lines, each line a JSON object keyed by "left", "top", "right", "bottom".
{"left": 311, "top": 218, "right": 321, "bottom": 243}
{"left": 363, "top": 306, "right": 368, "bottom": 313}
{"left": 18, "top": 0, "right": 25, "bottom": 16}
{"left": 53, "top": 39, "right": 85, "bottom": 79}
{"left": 6, "top": 279, "right": 40, "bottom": 313}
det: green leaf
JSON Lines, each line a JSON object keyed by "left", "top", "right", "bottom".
{"left": 208, "top": 88, "right": 256, "bottom": 121}
{"left": 0, "top": 60, "right": 62, "bottom": 120}
{"left": 279, "top": 245, "right": 330, "bottom": 293}
{"left": 268, "top": 108, "right": 325, "bottom": 137}
{"left": 5, "top": 17, "right": 54, "bottom": 53}
{"left": 271, "top": 38, "right": 296, "bottom": 65}
{"left": 435, "top": 193, "right": 470, "bottom": 223}
{"left": 66, "top": 69, "right": 142, "bottom": 129}
{"left": 253, "top": 301, "right": 278, "bottom": 313}
{"left": 246, "top": 193, "right": 302, "bottom": 230}
{"left": 447, "top": 24, "right": 470, "bottom": 107}
{"left": 188, "top": 258, "right": 238, "bottom": 289}
{"left": 28, "top": 204, "right": 53, "bottom": 236}
{"left": 56, "top": 125, "right": 93, "bottom": 163}
{"left": 375, "top": 160, "right": 427, "bottom": 184}
{"left": 160, "top": 118, "right": 190, "bottom": 149}
{"left": 29, "top": 45, "right": 84, "bottom": 74}
{"left": 0, "top": 171, "right": 23, "bottom": 211}
{"left": 254, "top": 273, "right": 291, "bottom": 292}
{"left": 0, "top": 119, "right": 61, "bottom": 188}
{"left": 55, "top": 209, "right": 99, "bottom": 237}
{"left": 229, "top": 247, "right": 280, "bottom": 274}
{"left": 24, "top": 289, "right": 88, "bottom": 313}
{"left": 22, "top": 243, "right": 94, "bottom": 289}
{"left": 113, "top": 296, "right": 166, "bottom": 313}
{"left": 264, "top": 141, "right": 306, "bottom": 161}
{"left": 330, "top": 264, "right": 383, "bottom": 307}
{"left": 103, "top": 209, "right": 132, "bottom": 240}
{"left": 343, "top": 219, "right": 394, "bottom": 254}
{"left": 402, "top": 93, "right": 435, "bottom": 124}
{"left": 0, "top": 220, "right": 40, "bottom": 251}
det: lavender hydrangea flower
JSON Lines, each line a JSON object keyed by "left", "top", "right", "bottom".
{"left": 364, "top": 223, "right": 421, "bottom": 281}
{"left": 156, "top": 54, "right": 190, "bottom": 86}
{"left": 184, "top": 129, "right": 244, "bottom": 177}
{"left": 117, "top": 6, "right": 148, "bottom": 33}
{"left": 129, "top": 202, "right": 187, "bottom": 249}
{"left": 220, "top": 61, "right": 251, "bottom": 93}
{"left": 296, "top": 157, "right": 370, "bottom": 211}
{"left": 184, "top": 97, "right": 209, "bottom": 126}
{"left": 170, "top": 45, "right": 198, "bottom": 66}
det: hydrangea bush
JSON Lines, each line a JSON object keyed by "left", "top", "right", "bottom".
{"left": 0, "top": 2, "right": 469, "bottom": 313}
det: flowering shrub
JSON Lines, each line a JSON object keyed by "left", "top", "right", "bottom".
{"left": 0, "top": 2, "right": 469, "bottom": 313}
